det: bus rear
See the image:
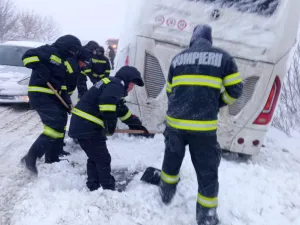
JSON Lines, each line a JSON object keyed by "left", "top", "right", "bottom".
{"left": 116, "top": 0, "right": 300, "bottom": 156}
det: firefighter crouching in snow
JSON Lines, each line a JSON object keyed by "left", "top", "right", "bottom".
{"left": 77, "top": 41, "right": 111, "bottom": 100}
{"left": 21, "top": 35, "right": 83, "bottom": 174}
{"left": 58, "top": 48, "right": 93, "bottom": 156}
{"left": 68, "top": 66, "right": 145, "bottom": 191}
{"left": 159, "top": 24, "right": 243, "bottom": 225}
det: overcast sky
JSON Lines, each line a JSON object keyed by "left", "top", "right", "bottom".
{"left": 14, "top": 0, "right": 127, "bottom": 45}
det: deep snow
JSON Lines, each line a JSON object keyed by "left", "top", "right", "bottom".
{"left": 0, "top": 105, "right": 299, "bottom": 225}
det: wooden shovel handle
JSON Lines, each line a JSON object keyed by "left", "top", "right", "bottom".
{"left": 47, "top": 82, "right": 70, "bottom": 110}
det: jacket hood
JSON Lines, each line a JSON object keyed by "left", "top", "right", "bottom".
{"left": 115, "top": 66, "right": 144, "bottom": 88}
{"left": 53, "top": 35, "right": 82, "bottom": 58}
{"left": 190, "top": 24, "right": 213, "bottom": 47}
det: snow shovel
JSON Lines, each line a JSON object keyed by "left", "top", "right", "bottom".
{"left": 140, "top": 167, "right": 162, "bottom": 185}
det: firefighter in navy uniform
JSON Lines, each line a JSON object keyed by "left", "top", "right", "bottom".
{"left": 77, "top": 41, "right": 151, "bottom": 138}
{"left": 68, "top": 66, "right": 145, "bottom": 191}
{"left": 158, "top": 24, "right": 243, "bottom": 225}
{"left": 58, "top": 49, "right": 93, "bottom": 156}
{"left": 21, "top": 35, "right": 83, "bottom": 174}
{"left": 77, "top": 41, "right": 111, "bottom": 99}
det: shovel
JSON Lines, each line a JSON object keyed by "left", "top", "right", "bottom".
{"left": 140, "top": 167, "right": 162, "bottom": 185}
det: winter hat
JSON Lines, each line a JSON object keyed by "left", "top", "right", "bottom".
{"left": 53, "top": 35, "right": 82, "bottom": 58}
{"left": 190, "top": 24, "right": 213, "bottom": 45}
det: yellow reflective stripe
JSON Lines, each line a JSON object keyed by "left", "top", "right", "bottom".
{"left": 223, "top": 72, "right": 242, "bottom": 87}
{"left": 28, "top": 86, "right": 55, "bottom": 94}
{"left": 166, "top": 81, "right": 172, "bottom": 93}
{"left": 23, "top": 56, "right": 40, "bottom": 66}
{"left": 64, "top": 61, "right": 74, "bottom": 74}
{"left": 161, "top": 171, "right": 179, "bottom": 184}
{"left": 42, "top": 124, "right": 64, "bottom": 139}
{"left": 83, "top": 69, "right": 92, "bottom": 73}
{"left": 99, "top": 104, "right": 116, "bottom": 112}
{"left": 72, "top": 108, "right": 104, "bottom": 127}
{"left": 64, "top": 126, "right": 66, "bottom": 131}
{"left": 81, "top": 71, "right": 86, "bottom": 76}
{"left": 93, "top": 73, "right": 105, "bottom": 78}
{"left": 172, "top": 75, "right": 222, "bottom": 89}
{"left": 50, "top": 55, "right": 62, "bottom": 64}
{"left": 105, "top": 70, "right": 110, "bottom": 73}
{"left": 102, "top": 78, "right": 111, "bottom": 84}
{"left": 197, "top": 193, "right": 218, "bottom": 208}
{"left": 61, "top": 85, "right": 67, "bottom": 90}
{"left": 68, "top": 91, "right": 73, "bottom": 95}
{"left": 119, "top": 110, "right": 132, "bottom": 121}
{"left": 167, "top": 115, "right": 217, "bottom": 131}
{"left": 222, "top": 91, "right": 236, "bottom": 105}
{"left": 92, "top": 58, "right": 106, "bottom": 63}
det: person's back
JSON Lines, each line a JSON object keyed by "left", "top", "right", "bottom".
{"left": 166, "top": 25, "right": 243, "bottom": 136}
{"left": 159, "top": 24, "right": 243, "bottom": 225}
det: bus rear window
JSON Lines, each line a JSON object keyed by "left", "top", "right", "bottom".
{"left": 187, "top": 0, "right": 280, "bottom": 17}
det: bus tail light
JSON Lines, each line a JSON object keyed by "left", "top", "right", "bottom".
{"left": 253, "top": 76, "right": 281, "bottom": 125}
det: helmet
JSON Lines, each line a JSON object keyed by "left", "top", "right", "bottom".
{"left": 85, "top": 41, "right": 100, "bottom": 52}
{"left": 53, "top": 35, "right": 82, "bottom": 58}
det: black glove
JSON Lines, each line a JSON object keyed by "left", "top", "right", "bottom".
{"left": 105, "top": 119, "right": 117, "bottom": 136}
{"left": 128, "top": 125, "right": 154, "bottom": 138}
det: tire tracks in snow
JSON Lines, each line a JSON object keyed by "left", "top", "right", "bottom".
{"left": 0, "top": 106, "right": 39, "bottom": 225}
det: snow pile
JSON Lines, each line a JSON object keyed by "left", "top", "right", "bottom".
{"left": 0, "top": 126, "right": 297, "bottom": 225}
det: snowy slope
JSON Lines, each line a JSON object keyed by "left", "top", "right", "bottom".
{"left": 0, "top": 107, "right": 299, "bottom": 225}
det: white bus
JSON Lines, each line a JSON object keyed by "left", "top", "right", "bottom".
{"left": 114, "top": 0, "right": 300, "bottom": 157}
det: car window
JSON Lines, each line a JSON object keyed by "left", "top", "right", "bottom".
{"left": 0, "top": 45, "right": 32, "bottom": 67}
{"left": 187, "top": 0, "right": 280, "bottom": 17}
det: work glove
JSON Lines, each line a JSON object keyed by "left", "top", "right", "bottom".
{"left": 105, "top": 119, "right": 117, "bottom": 136}
{"left": 128, "top": 125, "right": 154, "bottom": 138}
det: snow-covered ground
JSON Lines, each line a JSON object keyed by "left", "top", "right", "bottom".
{"left": 0, "top": 105, "right": 300, "bottom": 225}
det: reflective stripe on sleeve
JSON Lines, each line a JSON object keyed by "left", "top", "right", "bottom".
{"left": 172, "top": 75, "right": 222, "bottom": 89}
{"left": 102, "top": 78, "right": 111, "bottom": 84}
{"left": 166, "top": 81, "right": 172, "bottom": 93}
{"left": 42, "top": 124, "right": 64, "bottom": 139}
{"left": 99, "top": 104, "right": 116, "bottom": 112}
{"left": 167, "top": 116, "right": 217, "bottom": 131}
{"left": 50, "top": 55, "right": 62, "bottom": 64}
{"left": 197, "top": 193, "right": 218, "bottom": 208}
{"left": 105, "top": 70, "right": 110, "bottom": 73}
{"left": 72, "top": 108, "right": 104, "bottom": 127}
{"left": 61, "top": 85, "right": 67, "bottom": 90}
{"left": 119, "top": 110, "right": 132, "bottom": 121}
{"left": 68, "top": 91, "right": 74, "bottom": 95}
{"left": 23, "top": 56, "right": 40, "bottom": 66}
{"left": 223, "top": 72, "right": 242, "bottom": 87}
{"left": 28, "top": 86, "right": 55, "bottom": 94}
{"left": 64, "top": 61, "right": 74, "bottom": 74}
{"left": 221, "top": 91, "right": 237, "bottom": 105}
{"left": 92, "top": 58, "right": 106, "bottom": 63}
{"left": 161, "top": 171, "right": 179, "bottom": 184}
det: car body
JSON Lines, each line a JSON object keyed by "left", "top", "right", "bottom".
{"left": 0, "top": 41, "right": 44, "bottom": 103}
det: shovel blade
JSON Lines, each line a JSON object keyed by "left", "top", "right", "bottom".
{"left": 140, "top": 167, "right": 161, "bottom": 185}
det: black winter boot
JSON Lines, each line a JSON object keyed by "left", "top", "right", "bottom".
{"left": 159, "top": 179, "right": 177, "bottom": 204}
{"left": 21, "top": 154, "right": 38, "bottom": 175}
{"left": 196, "top": 205, "right": 219, "bottom": 225}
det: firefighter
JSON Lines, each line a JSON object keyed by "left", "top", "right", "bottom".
{"left": 78, "top": 41, "right": 151, "bottom": 138}
{"left": 58, "top": 48, "right": 93, "bottom": 156}
{"left": 158, "top": 24, "right": 243, "bottom": 225}
{"left": 21, "top": 35, "right": 83, "bottom": 174}
{"left": 68, "top": 66, "right": 145, "bottom": 191}
{"left": 77, "top": 41, "right": 111, "bottom": 99}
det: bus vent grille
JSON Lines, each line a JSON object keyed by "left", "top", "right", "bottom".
{"left": 228, "top": 76, "right": 259, "bottom": 116}
{"left": 144, "top": 53, "right": 166, "bottom": 98}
